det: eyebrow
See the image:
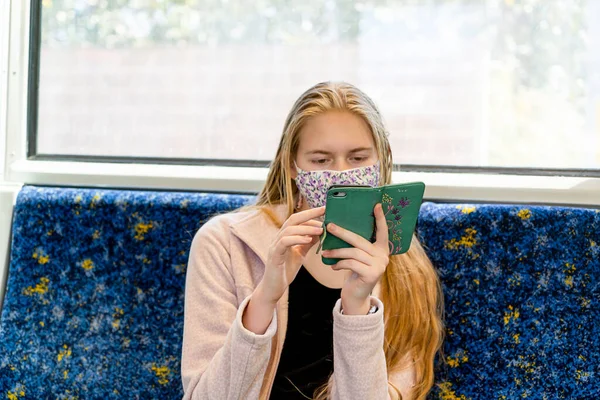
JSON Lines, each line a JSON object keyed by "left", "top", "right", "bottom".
{"left": 304, "top": 147, "right": 374, "bottom": 156}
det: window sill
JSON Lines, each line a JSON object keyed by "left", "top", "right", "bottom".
{"left": 6, "top": 159, "right": 600, "bottom": 207}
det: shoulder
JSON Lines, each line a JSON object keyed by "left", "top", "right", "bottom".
{"left": 193, "top": 204, "right": 286, "bottom": 245}
{"left": 191, "top": 204, "right": 287, "bottom": 266}
{"left": 192, "top": 208, "right": 263, "bottom": 244}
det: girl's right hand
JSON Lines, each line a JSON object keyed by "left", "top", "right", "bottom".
{"left": 255, "top": 206, "right": 325, "bottom": 305}
{"left": 244, "top": 206, "right": 325, "bottom": 334}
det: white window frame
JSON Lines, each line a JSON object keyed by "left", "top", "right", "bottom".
{"left": 3, "top": 0, "right": 600, "bottom": 208}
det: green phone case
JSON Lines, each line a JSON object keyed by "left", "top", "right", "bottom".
{"left": 319, "top": 182, "right": 425, "bottom": 265}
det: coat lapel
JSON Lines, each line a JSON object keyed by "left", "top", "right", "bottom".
{"left": 228, "top": 203, "right": 291, "bottom": 400}
{"left": 229, "top": 204, "right": 289, "bottom": 264}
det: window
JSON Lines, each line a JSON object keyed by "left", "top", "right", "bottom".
{"left": 34, "top": 0, "right": 599, "bottom": 172}
{"left": 0, "top": 0, "right": 9, "bottom": 178}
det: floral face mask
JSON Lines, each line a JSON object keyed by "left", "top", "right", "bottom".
{"left": 294, "top": 161, "right": 381, "bottom": 209}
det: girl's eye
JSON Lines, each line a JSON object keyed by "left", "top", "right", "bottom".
{"left": 351, "top": 156, "right": 368, "bottom": 162}
{"left": 311, "top": 159, "right": 330, "bottom": 165}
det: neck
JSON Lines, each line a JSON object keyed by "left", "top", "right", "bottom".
{"left": 302, "top": 243, "right": 350, "bottom": 289}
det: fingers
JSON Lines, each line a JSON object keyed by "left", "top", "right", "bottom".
{"left": 269, "top": 208, "right": 325, "bottom": 266}
{"left": 279, "top": 225, "right": 323, "bottom": 238}
{"left": 283, "top": 206, "right": 325, "bottom": 229}
{"left": 325, "top": 204, "right": 389, "bottom": 257}
{"left": 331, "top": 259, "right": 370, "bottom": 277}
{"left": 298, "top": 235, "right": 321, "bottom": 257}
{"left": 300, "top": 219, "right": 325, "bottom": 228}
{"left": 321, "top": 247, "right": 371, "bottom": 265}
{"left": 272, "top": 235, "right": 314, "bottom": 257}
{"left": 272, "top": 224, "right": 323, "bottom": 259}
{"left": 373, "top": 203, "right": 389, "bottom": 251}
{"left": 326, "top": 223, "right": 375, "bottom": 256}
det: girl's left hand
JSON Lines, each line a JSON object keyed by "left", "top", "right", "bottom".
{"left": 320, "top": 203, "right": 390, "bottom": 315}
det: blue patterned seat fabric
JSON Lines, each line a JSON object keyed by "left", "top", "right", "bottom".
{"left": 419, "top": 203, "right": 600, "bottom": 400}
{"left": 0, "top": 186, "right": 598, "bottom": 399}
{"left": 0, "top": 186, "right": 253, "bottom": 399}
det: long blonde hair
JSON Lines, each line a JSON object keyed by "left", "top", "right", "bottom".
{"left": 253, "top": 81, "right": 444, "bottom": 399}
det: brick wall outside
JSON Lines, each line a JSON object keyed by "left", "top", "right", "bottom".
{"left": 37, "top": 43, "right": 486, "bottom": 166}
{"left": 35, "top": 1, "right": 600, "bottom": 169}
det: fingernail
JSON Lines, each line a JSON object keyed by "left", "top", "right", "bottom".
{"left": 328, "top": 223, "right": 336, "bottom": 230}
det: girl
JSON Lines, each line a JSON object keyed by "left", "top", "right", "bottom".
{"left": 181, "top": 82, "right": 444, "bottom": 399}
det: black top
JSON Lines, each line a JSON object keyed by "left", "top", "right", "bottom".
{"left": 270, "top": 266, "right": 342, "bottom": 399}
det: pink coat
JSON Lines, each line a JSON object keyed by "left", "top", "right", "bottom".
{"left": 181, "top": 205, "right": 416, "bottom": 399}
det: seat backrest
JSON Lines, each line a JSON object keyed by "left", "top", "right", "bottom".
{"left": 417, "top": 203, "right": 600, "bottom": 399}
{"left": 0, "top": 185, "right": 252, "bottom": 399}
{"left": 1, "top": 187, "right": 598, "bottom": 398}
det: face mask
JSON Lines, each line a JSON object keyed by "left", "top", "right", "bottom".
{"left": 294, "top": 161, "right": 381, "bottom": 209}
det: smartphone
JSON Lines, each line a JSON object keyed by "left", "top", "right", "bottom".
{"left": 318, "top": 182, "right": 425, "bottom": 265}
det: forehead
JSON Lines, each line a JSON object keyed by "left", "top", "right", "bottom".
{"left": 297, "top": 111, "right": 375, "bottom": 153}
